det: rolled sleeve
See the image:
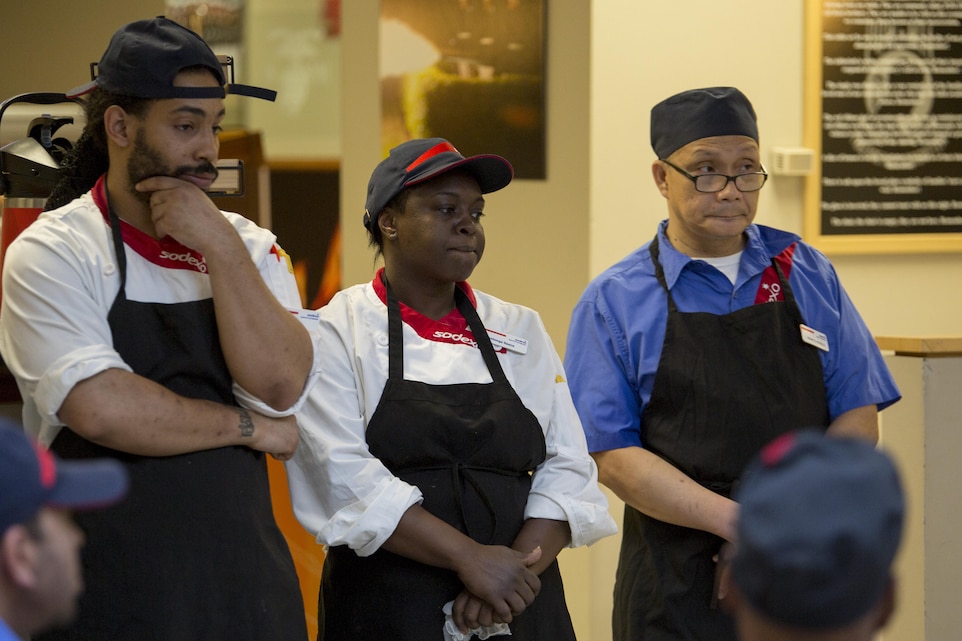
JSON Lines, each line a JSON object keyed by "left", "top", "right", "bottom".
{"left": 233, "top": 318, "right": 322, "bottom": 417}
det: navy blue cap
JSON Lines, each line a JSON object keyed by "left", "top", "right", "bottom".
{"left": 650, "top": 87, "right": 758, "bottom": 159}
{"left": 732, "top": 430, "right": 905, "bottom": 629}
{"left": 0, "top": 419, "right": 129, "bottom": 533}
{"left": 67, "top": 16, "right": 276, "bottom": 101}
{"left": 363, "top": 138, "right": 514, "bottom": 232}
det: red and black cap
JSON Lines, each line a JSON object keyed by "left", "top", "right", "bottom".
{"left": 363, "top": 138, "right": 514, "bottom": 232}
{"left": 0, "top": 419, "right": 128, "bottom": 534}
{"left": 732, "top": 430, "right": 905, "bottom": 630}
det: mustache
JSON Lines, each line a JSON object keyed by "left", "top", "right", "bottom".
{"left": 175, "top": 161, "right": 219, "bottom": 180}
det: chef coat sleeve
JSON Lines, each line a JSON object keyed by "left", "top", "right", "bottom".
{"left": 285, "top": 307, "right": 422, "bottom": 557}
{"left": 0, "top": 222, "right": 133, "bottom": 444}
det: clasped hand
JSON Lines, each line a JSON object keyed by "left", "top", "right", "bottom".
{"left": 451, "top": 545, "right": 542, "bottom": 633}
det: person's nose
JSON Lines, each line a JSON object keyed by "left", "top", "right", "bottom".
{"left": 455, "top": 210, "right": 478, "bottom": 234}
{"left": 197, "top": 129, "right": 220, "bottom": 164}
{"left": 717, "top": 177, "right": 742, "bottom": 200}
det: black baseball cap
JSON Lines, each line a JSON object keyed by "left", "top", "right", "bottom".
{"left": 67, "top": 16, "right": 275, "bottom": 101}
{"left": 732, "top": 430, "right": 905, "bottom": 629}
{"left": 650, "top": 86, "right": 758, "bottom": 159}
{"left": 0, "top": 419, "right": 128, "bottom": 533}
{"left": 363, "top": 138, "right": 514, "bottom": 232}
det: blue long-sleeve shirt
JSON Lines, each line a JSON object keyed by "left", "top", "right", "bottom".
{"left": 565, "top": 220, "right": 901, "bottom": 453}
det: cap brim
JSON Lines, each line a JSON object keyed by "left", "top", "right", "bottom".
{"left": 407, "top": 154, "right": 514, "bottom": 194}
{"left": 48, "top": 459, "right": 129, "bottom": 511}
{"left": 65, "top": 80, "right": 98, "bottom": 99}
{"left": 65, "top": 81, "right": 276, "bottom": 103}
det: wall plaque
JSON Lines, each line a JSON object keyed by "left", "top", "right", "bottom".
{"left": 804, "top": 0, "right": 962, "bottom": 253}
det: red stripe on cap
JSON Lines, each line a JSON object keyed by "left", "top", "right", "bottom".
{"left": 31, "top": 441, "right": 58, "bottom": 489}
{"left": 406, "top": 141, "right": 459, "bottom": 172}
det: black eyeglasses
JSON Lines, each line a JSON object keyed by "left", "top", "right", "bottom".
{"left": 660, "top": 158, "right": 768, "bottom": 193}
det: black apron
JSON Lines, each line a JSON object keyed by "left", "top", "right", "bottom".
{"left": 317, "top": 277, "right": 574, "bottom": 641}
{"left": 612, "top": 235, "right": 829, "bottom": 641}
{"left": 40, "top": 198, "right": 307, "bottom": 641}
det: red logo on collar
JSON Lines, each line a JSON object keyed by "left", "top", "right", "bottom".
{"left": 93, "top": 176, "right": 208, "bottom": 274}
{"left": 754, "top": 243, "right": 797, "bottom": 304}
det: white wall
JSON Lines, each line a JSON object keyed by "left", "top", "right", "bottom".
{"left": 245, "top": 0, "right": 342, "bottom": 159}
{"left": 590, "top": 0, "right": 962, "bottom": 336}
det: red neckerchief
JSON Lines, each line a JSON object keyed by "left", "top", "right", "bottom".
{"left": 753, "top": 242, "right": 797, "bottom": 304}
{"left": 92, "top": 175, "right": 208, "bottom": 273}
{"left": 372, "top": 268, "right": 499, "bottom": 350}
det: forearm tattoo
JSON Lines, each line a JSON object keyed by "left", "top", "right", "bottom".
{"left": 237, "top": 408, "right": 255, "bottom": 437}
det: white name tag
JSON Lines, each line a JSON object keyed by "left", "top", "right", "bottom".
{"left": 800, "top": 324, "right": 829, "bottom": 352}
{"left": 487, "top": 328, "right": 528, "bottom": 354}
{"left": 291, "top": 308, "right": 321, "bottom": 329}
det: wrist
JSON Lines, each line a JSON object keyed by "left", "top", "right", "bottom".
{"left": 236, "top": 407, "right": 255, "bottom": 440}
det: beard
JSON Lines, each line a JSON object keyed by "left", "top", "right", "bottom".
{"left": 126, "top": 129, "right": 218, "bottom": 204}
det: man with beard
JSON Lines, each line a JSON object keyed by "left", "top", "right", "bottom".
{"left": 0, "top": 17, "right": 318, "bottom": 641}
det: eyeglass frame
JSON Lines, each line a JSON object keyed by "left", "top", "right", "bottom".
{"left": 659, "top": 158, "right": 769, "bottom": 193}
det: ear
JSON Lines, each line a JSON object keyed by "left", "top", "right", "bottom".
{"left": 652, "top": 160, "right": 670, "bottom": 199}
{"left": 0, "top": 526, "right": 39, "bottom": 589}
{"left": 378, "top": 208, "right": 399, "bottom": 241}
{"left": 103, "top": 104, "right": 134, "bottom": 148}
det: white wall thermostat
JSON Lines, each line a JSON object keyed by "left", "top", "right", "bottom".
{"left": 770, "top": 147, "right": 815, "bottom": 176}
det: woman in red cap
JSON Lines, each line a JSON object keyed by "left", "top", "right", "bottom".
{"left": 287, "top": 138, "right": 616, "bottom": 641}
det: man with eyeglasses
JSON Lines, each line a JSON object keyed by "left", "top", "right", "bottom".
{"left": 563, "top": 86, "right": 900, "bottom": 641}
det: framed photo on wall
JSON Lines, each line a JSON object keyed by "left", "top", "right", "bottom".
{"left": 803, "top": 0, "right": 962, "bottom": 254}
{"left": 378, "top": 0, "right": 547, "bottom": 179}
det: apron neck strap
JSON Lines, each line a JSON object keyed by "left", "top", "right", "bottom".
{"left": 649, "top": 235, "right": 677, "bottom": 313}
{"left": 650, "top": 233, "right": 798, "bottom": 309}
{"left": 382, "top": 273, "right": 507, "bottom": 383}
{"left": 104, "top": 184, "right": 128, "bottom": 293}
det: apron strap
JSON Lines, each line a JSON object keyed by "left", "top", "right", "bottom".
{"left": 649, "top": 235, "right": 678, "bottom": 313}
{"left": 650, "top": 232, "right": 799, "bottom": 312}
{"left": 454, "top": 286, "right": 508, "bottom": 385}
{"left": 771, "top": 256, "right": 798, "bottom": 308}
{"left": 384, "top": 273, "right": 406, "bottom": 381}
{"left": 104, "top": 184, "right": 129, "bottom": 294}
{"left": 381, "top": 272, "right": 508, "bottom": 385}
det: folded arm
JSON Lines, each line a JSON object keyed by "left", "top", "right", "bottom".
{"left": 58, "top": 368, "right": 298, "bottom": 458}
{"left": 137, "top": 176, "right": 313, "bottom": 410}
